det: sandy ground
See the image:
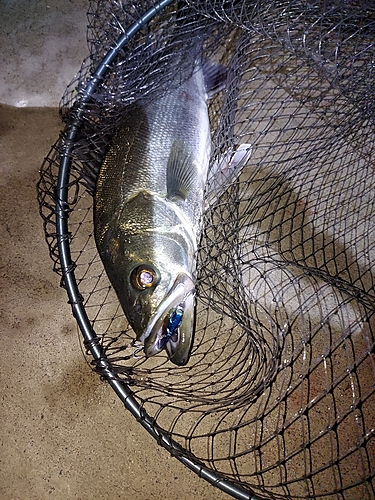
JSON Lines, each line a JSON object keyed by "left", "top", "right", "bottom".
{"left": 0, "top": 104, "right": 230, "bottom": 499}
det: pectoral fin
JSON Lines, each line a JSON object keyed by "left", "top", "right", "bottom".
{"left": 166, "top": 140, "right": 196, "bottom": 201}
{"left": 202, "top": 60, "right": 227, "bottom": 97}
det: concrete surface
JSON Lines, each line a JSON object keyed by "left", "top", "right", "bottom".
{"left": 1, "top": 2, "right": 374, "bottom": 499}
{"left": 0, "top": 0, "right": 87, "bottom": 107}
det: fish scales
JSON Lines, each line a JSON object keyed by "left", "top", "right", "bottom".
{"left": 96, "top": 75, "right": 210, "bottom": 240}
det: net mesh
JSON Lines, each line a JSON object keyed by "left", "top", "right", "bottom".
{"left": 38, "top": 1, "right": 375, "bottom": 498}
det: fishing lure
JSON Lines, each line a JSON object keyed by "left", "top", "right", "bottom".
{"left": 160, "top": 304, "right": 185, "bottom": 349}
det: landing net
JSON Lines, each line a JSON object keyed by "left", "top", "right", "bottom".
{"left": 38, "top": 1, "right": 375, "bottom": 498}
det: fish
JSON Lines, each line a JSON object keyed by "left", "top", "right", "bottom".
{"left": 94, "top": 60, "right": 251, "bottom": 366}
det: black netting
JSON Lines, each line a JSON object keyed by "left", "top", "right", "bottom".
{"left": 38, "top": 1, "right": 375, "bottom": 498}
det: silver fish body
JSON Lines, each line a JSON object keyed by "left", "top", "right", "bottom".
{"left": 94, "top": 64, "right": 212, "bottom": 365}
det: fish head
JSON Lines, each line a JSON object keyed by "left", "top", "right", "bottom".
{"left": 111, "top": 238, "right": 196, "bottom": 366}
{"left": 96, "top": 192, "right": 197, "bottom": 366}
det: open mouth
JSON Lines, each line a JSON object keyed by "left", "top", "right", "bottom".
{"left": 141, "top": 273, "right": 195, "bottom": 365}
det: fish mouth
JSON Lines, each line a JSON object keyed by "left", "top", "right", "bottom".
{"left": 141, "top": 273, "right": 196, "bottom": 366}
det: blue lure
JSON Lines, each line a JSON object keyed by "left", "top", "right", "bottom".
{"left": 160, "top": 304, "right": 184, "bottom": 349}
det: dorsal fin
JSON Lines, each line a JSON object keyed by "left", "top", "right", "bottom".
{"left": 166, "top": 140, "right": 196, "bottom": 201}
{"left": 202, "top": 60, "right": 227, "bottom": 97}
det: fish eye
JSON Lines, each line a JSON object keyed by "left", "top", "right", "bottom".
{"left": 130, "top": 265, "right": 158, "bottom": 290}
